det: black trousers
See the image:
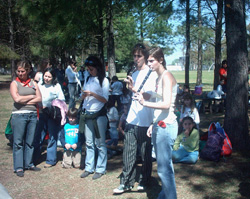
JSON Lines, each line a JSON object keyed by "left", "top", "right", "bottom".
{"left": 120, "top": 124, "right": 152, "bottom": 187}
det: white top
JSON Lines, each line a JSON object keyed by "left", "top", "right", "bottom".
{"left": 111, "top": 81, "right": 123, "bottom": 95}
{"left": 38, "top": 83, "right": 65, "bottom": 108}
{"left": 180, "top": 106, "right": 200, "bottom": 125}
{"left": 126, "top": 66, "right": 157, "bottom": 127}
{"left": 152, "top": 71, "right": 177, "bottom": 124}
{"left": 107, "top": 106, "right": 119, "bottom": 128}
{"left": 82, "top": 77, "right": 109, "bottom": 112}
{"left": 65, "top": 65, "right": 80, "bottom": 84}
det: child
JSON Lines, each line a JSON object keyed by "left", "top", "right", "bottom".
{"left": 172, "top": 116, "right": 199, "bottom": 164}
{"left": 180, "top": 93, "right": 200, "bottom": 130}
{"left": 106, "top": 97, "right": 119, "bottom": 158}
{"left": 60, "top": 108, "right": 83, "bottom": 168}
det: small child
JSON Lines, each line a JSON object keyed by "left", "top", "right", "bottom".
{"left": 172, "top": 116, "right": 199, "bottom": 164}
{"left": 60, "top": 108, "right": 83, "bottom": 168}
{"left": 180, "top": 93, "right": 200, "bottom": 129}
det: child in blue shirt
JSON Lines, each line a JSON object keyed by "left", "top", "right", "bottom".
{"left": 60, "top": 108, "right": 83, "bottom": 168}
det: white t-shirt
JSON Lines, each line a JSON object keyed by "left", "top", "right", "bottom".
{"left": 65, "top": 65, "right": 80, "bottom": 84}
{"left": 107, "top": 106, "right": 119, "bottom": 128}
{"left": 180, "top": 106, "right": 200, "bottom": 125}
{"left": 82, "top": 77, "right": 109, "bottom": 112}
{"left": 38, "top": 83, "right": 65, "bottom": 108}
{"left": 126, "top": 67, "right": 157, "bottom": 127}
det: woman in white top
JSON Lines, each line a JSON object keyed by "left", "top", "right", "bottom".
{"left": 134, "top": 47, "right": 178, "bottom": 199}
{"left": 79, "top": 56, "right": 109, "bottom": 180}
{"left": 33, "top": 67, "right": 65, "bottom": 168}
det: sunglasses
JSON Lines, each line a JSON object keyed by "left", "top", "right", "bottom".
{"left": 85, "top": 60, "right": 94, "bottom": 66}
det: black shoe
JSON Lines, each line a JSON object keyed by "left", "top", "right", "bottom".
{"left": 92, "top": 172, "right": 103, "bottom": 180}
{"left": 80, "top": 171, "right": 93, "bottom": 178}
{"left": 27, "top": 166, "right": 41, "bottom": 171}
{"left": 16, "top": 170, "right": 24, "bottom": 177}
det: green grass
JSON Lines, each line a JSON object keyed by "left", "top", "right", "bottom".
{"left": 117, "top": 70, "right": 214, "bottom": 91}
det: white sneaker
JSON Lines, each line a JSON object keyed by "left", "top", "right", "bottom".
{"left": 113, "top": 184, "right": 132, "bottom": 194}
{"left": 137, "top": 185, "right": 146, "bottom": 191}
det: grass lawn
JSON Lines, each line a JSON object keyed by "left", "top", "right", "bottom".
{"left": 117, "top": 70, "right": 214, "bottom": 91}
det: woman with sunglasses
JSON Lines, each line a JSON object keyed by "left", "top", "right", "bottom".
{"left": 10, "top": 61, "right": 42, "bottom": 177}
{"left": 79, "top": 56, "right": 109, "bottom": 180}
{"left": 133, "top": 47, "right": 178, "bottom": 199}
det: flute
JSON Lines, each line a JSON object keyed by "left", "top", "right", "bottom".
{"left": 137, "top": 69, "right": 152, "bottom": 92}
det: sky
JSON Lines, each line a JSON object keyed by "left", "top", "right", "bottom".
{"left": 165, "top": 47, "right": 183, "bottom": 65}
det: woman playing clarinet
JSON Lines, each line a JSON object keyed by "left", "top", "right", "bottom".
{"left": 133, "top": 47, "right": 178, "bottom": 199}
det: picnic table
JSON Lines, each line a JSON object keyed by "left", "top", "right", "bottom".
{"left": 194, "top": 92, "right": 225, "bottom": 114}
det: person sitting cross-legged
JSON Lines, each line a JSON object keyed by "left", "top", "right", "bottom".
{"left": 172, "top": 116, "right": 199, "bottom": 164}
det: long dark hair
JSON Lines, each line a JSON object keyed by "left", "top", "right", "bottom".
{"left": 85, "top": 56, "right": 105, "bottom": 87}
{"left": 42, "top": 67, "right": 58, "bottom": 86}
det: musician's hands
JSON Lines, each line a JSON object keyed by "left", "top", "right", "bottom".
{"left": 124, "top": 76, "right": 135, "bottom": 92}
{"left": 132, "top": 92, "right": 145, "bottom": 105}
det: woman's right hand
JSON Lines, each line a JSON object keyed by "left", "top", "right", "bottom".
{"left": 147, "top": 124, "right": 153, "bottom": 137}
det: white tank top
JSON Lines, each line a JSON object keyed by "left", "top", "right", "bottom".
{"left": 152, "top": 70, "right": 177, "bottom": 124}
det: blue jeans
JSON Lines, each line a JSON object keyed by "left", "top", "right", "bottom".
{"left": 11, "top": 112, "right": 37, "bottom": 171}
{"left": 33, "top": 113, "right": 61, "bottom": 165}
{"left": 152, "top": 121, "right": 178, "bottom": 199}
{"left": 68, "top": 83, "right": 77, "bottom": 109}
{"left": 106, "top": 127, "right": 118, "bottom": 146}
{"left": 172, "top": 145, "right": 199, "bottom": 164}
{"left": 84, "top": 115, "right": 108, "bottom": 174}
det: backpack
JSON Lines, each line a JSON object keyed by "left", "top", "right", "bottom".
{"left": 200, "top": 129, "right": 225, "bottom": 162}
{"left": 200, "top": 122, "right": 231, "bottom": 162}
{"left": 208, "top": 122, "right": 232, "bottom": 156}
{"left": 43, "top": 106, "right": 62, "bottom": 125}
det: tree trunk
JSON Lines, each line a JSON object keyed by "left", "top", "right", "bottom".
{"left": 107, "top": 0, "right": 116, "bottom": 78}
{"left": 8, "top": 0, "right": 15, "bottom": 80}
{"left": 185, "top": 0, "right": 190, "bottom": 86}
{"left": 98, "top": 0, "right": 104, "bottom": 65}
{"left": 224, "top": 0, "right": 249, "bottom": 151}
{"left": 196, "top": 0, "right": 202, "bottom": 86}
{"left": 214, "top": 0, "right": 223, "bottom": 90}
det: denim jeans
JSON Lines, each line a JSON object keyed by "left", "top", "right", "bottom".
{"left": 152, "top": 121, "right": 178, "bottom": 199}
{"left": 172, "top": 145, "right": 199, "bottom": 164}
{"left": 84, "top": 115, "right": 108, "bottom": 174}
{"left": 11, "top": 112, "right": 37, "bottom": 171}
{"left": 106, "top": 127, "right": 118, "bottom": 146}
{"left": 68, "top": 83, "right": 77, "bottom": 109}
{"left": 33, "top": 113, "right": 60, "bottom": 165}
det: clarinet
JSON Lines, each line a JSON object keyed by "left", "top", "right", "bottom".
{"left": 128, "top": 64, "right": 137, "bottom": 76}
{"left": 137, "top": 69, "right": 152, "bottom": 92}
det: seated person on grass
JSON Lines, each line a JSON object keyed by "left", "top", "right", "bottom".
{"left": 172, "top": 116, "right": 199, "bottom": 164}
{"left": 60, "top": 108, "right": 84, "bottom": 169}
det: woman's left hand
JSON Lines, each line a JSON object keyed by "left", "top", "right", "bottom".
{"left": 132, "top": 92, "right": 144, "bottom": 105}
